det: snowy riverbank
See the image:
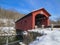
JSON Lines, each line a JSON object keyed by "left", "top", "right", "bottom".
{"left": 29, "top": 28, "right": 60, "bottom": 45}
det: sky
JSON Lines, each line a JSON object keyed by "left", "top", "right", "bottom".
{"left": 0, "top": 0, "right": 60, "bottom": 20}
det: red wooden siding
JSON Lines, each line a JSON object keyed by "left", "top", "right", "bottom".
{"left": 15, "top": 15, "right": 33, "bottom": 30}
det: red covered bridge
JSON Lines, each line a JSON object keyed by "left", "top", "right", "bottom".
{"left": 15, "top": 8, "right": 51, "bottom": 31}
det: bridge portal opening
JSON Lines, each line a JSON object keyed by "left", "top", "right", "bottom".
{"left": 35, "top": 14, "right": 47, "bottom": 28}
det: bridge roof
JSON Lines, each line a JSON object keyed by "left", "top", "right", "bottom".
{"left": 15, "top": 8, "right": 51, "bottom": 23}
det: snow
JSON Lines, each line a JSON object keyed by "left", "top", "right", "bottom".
{"left": 22, "top": 31, "right": 28, "bottom": 35}
{"left": 0, "top": 19, "right": 14, "bottom": 23}
{"left": 29, "top": 28, "right": 60, "bottom": 45}
{"left": 19, "top": 42, "right": 26, "bottom": 45}
{"left": 0, "top": 27, "right": 15, "bottom": 30}
{"left": 0, "top": 27, "right": 15, "bottom": 33}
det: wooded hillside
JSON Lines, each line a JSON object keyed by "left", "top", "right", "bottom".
{"left": 0, "top": 8, "right": 25, "bottom": 21}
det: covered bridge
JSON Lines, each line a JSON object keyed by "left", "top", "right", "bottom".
{"left": 15, "top": 8, "right": 51, "bottom": 31}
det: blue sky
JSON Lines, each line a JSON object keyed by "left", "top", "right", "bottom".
{"left": 0, "top": 0, "right": 60, "bottom": 20}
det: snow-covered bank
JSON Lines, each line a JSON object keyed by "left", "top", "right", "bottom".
{"left": 29, "top": 29, "right": 60, "bottom": 45}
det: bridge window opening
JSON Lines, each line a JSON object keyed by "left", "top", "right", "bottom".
{"left": 35, "top": 14, "right": 46, "bottom": 28}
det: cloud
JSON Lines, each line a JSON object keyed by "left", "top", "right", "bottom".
{"left": 50, "top": 14, "right": 60, "bottom": 21}
{"left": 15, "top": 8, "right": 30, "bottom": 14}
{"left": 20, "top": 9, "right": 30, "bottom": 14}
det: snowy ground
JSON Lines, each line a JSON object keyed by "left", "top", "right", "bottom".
{"left": 28, "top": 28, "right": 60, "bottom": 45}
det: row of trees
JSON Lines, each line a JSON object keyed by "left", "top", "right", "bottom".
{"left": 0, "top": 7, "right": 25, "bottom": 21}
{"left": 50, "top": 17, "right": 60, "bottom": 25}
